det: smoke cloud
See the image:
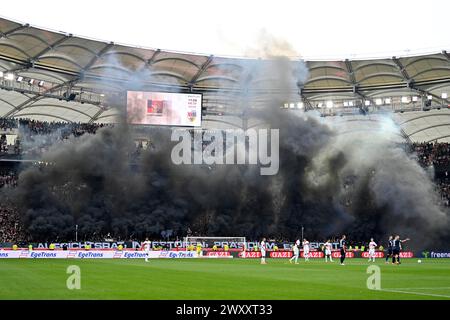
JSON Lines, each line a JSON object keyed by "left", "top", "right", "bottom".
{"left": 2, "top": 33, "right": 448, "bottom": 250}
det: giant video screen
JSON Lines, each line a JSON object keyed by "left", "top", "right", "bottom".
{"left": 127, "top": 91, "right": 202, "bottom": 127}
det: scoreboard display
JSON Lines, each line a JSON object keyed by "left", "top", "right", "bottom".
{"left": 127, "top": 91, "right": 202, "bottom": 126}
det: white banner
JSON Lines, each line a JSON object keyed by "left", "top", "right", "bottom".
{"left": 20, "top": 240, "right": 340, "bottom": 250}
{"left": 0, "top": 250, "right": 199, "bottom": 259}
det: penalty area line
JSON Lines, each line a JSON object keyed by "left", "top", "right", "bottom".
{"left": 380, "top": 288, "right": 450, "bottom": 299}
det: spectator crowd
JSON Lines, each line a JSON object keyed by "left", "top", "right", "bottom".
{"left": 412, "top": 142, "right": 450, "bottom": 207}
{"left": 0, "top": 117, "right": 112, "bottom": 157}
{"left": 0, "top": 118, "right": 449, "bottom": 243}
{"left": 412, "top": 142, "right": 450, "bottom": 167}
{"left": 0, "top": 206, "right": 23, "bottom": 243}
{"left": 19, "top": 119, "right": 107, "bottom": 137}
{"left": 0, "top": 118, "right": 17, "bottom": 131}
{"left": 0, "top": 172, "right": 18, "bottom": 188}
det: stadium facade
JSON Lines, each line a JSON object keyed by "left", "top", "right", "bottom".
{"left": 0, "top": 16, "right": 449, "bottom": 143}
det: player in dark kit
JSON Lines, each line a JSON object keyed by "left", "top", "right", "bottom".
{"left": 339, "top": 235, "right": 347, "bottom": 265}
{"left": 385, "top": 235, "right": 393, "bottom": 264}
{"left": 392, "top": 235, "right": 410, "bottom": 265}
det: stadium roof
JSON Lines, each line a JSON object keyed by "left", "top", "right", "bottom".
{"left": 0, "top": 17, "right": 449, "bottom": 142}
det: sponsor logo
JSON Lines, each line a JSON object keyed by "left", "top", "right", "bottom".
{"left": 331, "top": 251, "right": 355, "bottom": 258}
{"left": 207, "top": 252, "right": 231, "bottom": 257}
{"left": 301, "top": 251, "right": 324, "bottom": 258}
{"left": 430, "top": 252, "right": 450, "bottom": 258}
{"left": 113, "top": 251, "right": 124, "bottom": 258}
{"left": 0, "top": 252, "right": 9, "bottom": 258}
{"left": 77, "top": 252, "right": 103, "bottom": 259}
{"left": 238, "top": 251, "right": 262, "bottom": 258}
{"left": 123, "top": 252, "right": 147, "bottom": 259}
{"left": 399, "top": 251, "right": 414, "bottom": 258}
{"left": 30, "top": 252, "right": 57, "bottom": 259}
{"left": 361, "top": 251, "right": 384, "bottom": 258}
{"left": 159, "top": 251, "right": 169, "bottom": 258}
{"left": 153, "top": 251, "right": 197, "bottom": 258}
{"left": 171, "top": 251, "right": 196, "bottom": 258}
{"left": 270, "top": 251, "right": 293, "bottom": 258}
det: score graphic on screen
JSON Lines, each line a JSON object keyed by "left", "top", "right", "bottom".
{"left": 127, "top": 91, "right": 202, "bottom": 126}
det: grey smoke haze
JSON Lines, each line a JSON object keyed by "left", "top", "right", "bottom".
{"left": 3, "top": 34, "right": 448, "bottom": 249}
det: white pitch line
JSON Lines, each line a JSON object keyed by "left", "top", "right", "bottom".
{"left": 381, "top": 288, "right": 450, "bottom": 299}
{"left": 387, "top": 287, "right": 450, "bottom": 290}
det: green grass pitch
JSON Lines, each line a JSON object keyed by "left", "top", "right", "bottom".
{"left": 0, "top": 258, "right": 449, "bottom": 300}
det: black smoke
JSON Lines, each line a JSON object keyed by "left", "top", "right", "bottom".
{"left": 2, "top": 43, "right": 449, "bottom": 250}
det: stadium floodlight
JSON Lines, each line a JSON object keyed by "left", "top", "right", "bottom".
{"left": 349, "top": 101, "right": 354, "bottom": 107}
{"left": 283, "top": 103, "right": 288, "bottom": 109}
{"left": 427, "top": 95, "right": 433, "bottom": 100}
{"left": 28, "top": 79, "right": 34, "bottom": 85}
{"left": 412, "top": 96, "right": 418, "bottom": 102}
{"left": 5, "top": 73, "right": 14, "bottom": 81}
{"left": 442, "top": 93, "right": 448, "bottom": 99}
{"left": 375, "top": 98, "right": 382, "bottom": 105}
{"left": 289, "top": 103, "right": 295, "bottom": 109}
{"left": 326, "top": 100, "right": 333, "bottom": 109}
{"left": 297, "top": 102, "right": 304, "bottom": 109}
{"left": 0, "top": 71, "right": 3, "bottom": 78}
{"left": 401, "top": 96, "right": 409, "bottom": 103}
{"left": 38, "top": 80, "right": 45, "bottom": 87}
{"left": 317, "top": 102, "right": 323, "bottom": 108}
{"left": 364, "top": 100, "right": 370, "bottom": 106}
{"left": 16, "top": 76, "right": 23, "bottom": 82}
{"left": 385, "top": 98, "right": 391, "bottom": 104}
{"left": 343, "top": 101, "right": 349, "bottom": 107}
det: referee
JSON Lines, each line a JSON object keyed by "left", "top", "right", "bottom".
{"left": 392, "top": 235, "right": 410, "bottom": 265}
{"left": 339, "top": 235, "right": 347, "bottom": 265}
{"left": 385, "top": 235, "right": 393, "bottom": 264}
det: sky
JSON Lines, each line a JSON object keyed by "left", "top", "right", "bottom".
{"left": 2, "top": 0, "right": 449, "bottom": 59}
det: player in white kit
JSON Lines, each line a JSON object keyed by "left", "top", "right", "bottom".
{"left": 142, "top": 238, "right": 151, "bottom": 262}
{"left": 303, "top": 239, "right": 310, "bottom": 261}
{"left": 324, "top": 240, "right": 333, "bottom": 262}
{"left": 260, "top": 238, "right": 267, "bottom": 264}
{"left": 368, "top": 238, "right": 377, "bottom": 262}
{"left": 289, "top": 239, "right": 300, "bottom": 264}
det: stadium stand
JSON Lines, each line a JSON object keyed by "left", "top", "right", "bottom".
{"left": 0, "top": 172, "right": 18, "bottom": 188}
{"left": 0, "top": 206, "right": 22, "bottom": 243}
{"left": 412, "top": 142, "right": 450, "bottom": 207}
{"left": 412, "top": 142, "right": 450, "bottom": 167}
{"left": 0, "top": 16, "right": 449, "bottom": 245}
{"left": 0, "top": 117, "right": 448, "bottom": 243}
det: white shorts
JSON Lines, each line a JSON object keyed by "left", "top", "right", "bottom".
{"left": 261, "top": 250, "right": 266, "bottom": 257}
{"left": 293, "top": 250, "right": 299, "bottom": 257}
{"left": 369, "top": 249, "right": 375, "bottom": 256}
{"left": 325, "top": 249, "right": 331, "bottom": 255}
{"left": 304, "top": 250, "right": 310, "bottom": 256}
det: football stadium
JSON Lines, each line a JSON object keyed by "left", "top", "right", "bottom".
{"left": 0, "top": 1, "right": 450, "bottom": 306}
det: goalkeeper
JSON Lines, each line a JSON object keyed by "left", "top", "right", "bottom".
{"left": 196, "top": 243, "right": 203, "bottom": 257}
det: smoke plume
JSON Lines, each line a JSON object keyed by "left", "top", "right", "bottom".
{"left": 3, "top": 33, "right": 448, "bottom": 250}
